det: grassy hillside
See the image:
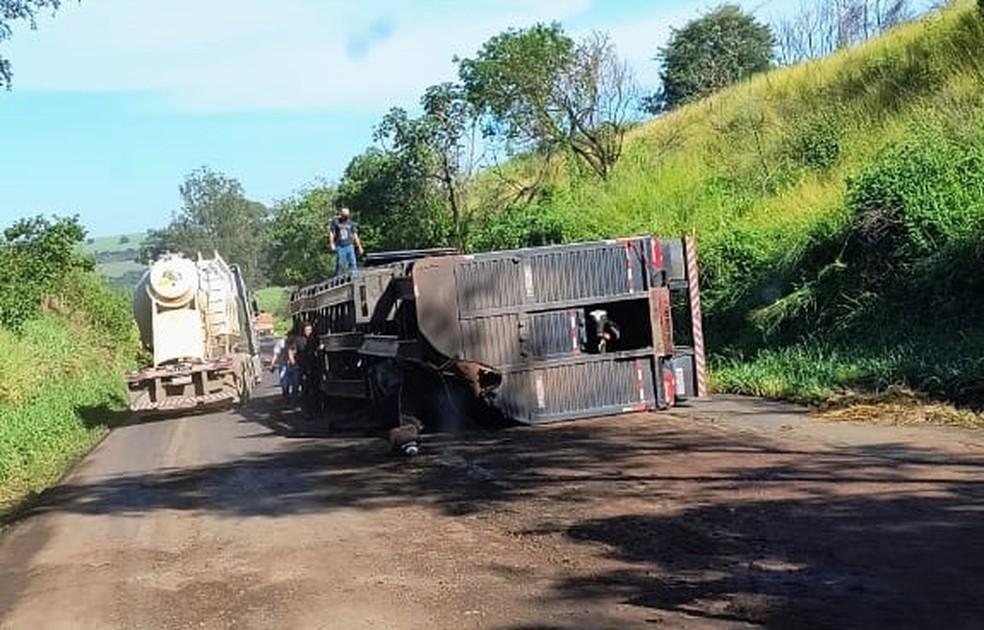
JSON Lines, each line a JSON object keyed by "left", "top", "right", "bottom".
{"left": 82, "top": 232, "right": 147, "bottom": 290}
{"left": 1, "top": 221, "right": 139, "bottom": 515}
{"left": 0, "top": 315, "right": 132, "bottom": 510}
{"left": 480, "top": 2, "right": 984, "bottom": 408}
{"left": 82, "top": 232, "right": 146, "bottom": 255}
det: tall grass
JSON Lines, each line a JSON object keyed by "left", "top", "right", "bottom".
{"left": 0, "top": 315, "right": 133, "bottom": 511}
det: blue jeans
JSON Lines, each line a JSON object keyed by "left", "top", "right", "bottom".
{"left": 336, "top": 244, "right": 357, "bottom": 275}
{"left": 279, "top": 366, "right": 299, "bottom": 399}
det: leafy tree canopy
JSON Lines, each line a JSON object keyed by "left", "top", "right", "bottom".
{"left": 0, "top": 214, "right": 91, "bottom": 327}
{"left": 140, "top": 167, "right": 268, "bottom": 287}
{"left": 336, "top": 146, "right": 450, "bottom": 252}
{"left": 265, "top": 186, "right": 336, "bottom": 286}
{"left": 458, "top": 22, "right": 575, "bottom": 145}
{"left": 1, "top": 0, "right": 67, "bottom": 89}
{"left": 655, "top": 4, "right": 774, "bottom": 111}
{"left": 458, "top": 23, "right": 636, "bottom": 179}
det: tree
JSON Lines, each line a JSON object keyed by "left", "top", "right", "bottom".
{"left": 265, "top": 186, "right": 335, "bottom": 286}
{"left": 775, "top": 0, "right": 913, "bottom": 65}
{"left": 1, "top": 0, "right": 68, "bottom": 89}
{"left": 654, "top": 4, "right": 774, "bottom": 111}
{"left": 0, "top": 214, "right": 91, "bottom": 327}
{"left": 140, "top": 167, "right": 268, "bottom": 287}
{"left": 372, "top": 83, "right": 482, "bottom": 249}
{"left": 336, "top": 147, "right": 449, "bottom": 252}
{"left": 458, "top": 23, "right": 637, "bottom": 179}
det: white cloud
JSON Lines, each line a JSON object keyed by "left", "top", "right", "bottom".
{"left": 8, "top": 0, "right": 591, "bottom": 111}
{"left": 6, "top": 0, "right": 800, "bottom": 112}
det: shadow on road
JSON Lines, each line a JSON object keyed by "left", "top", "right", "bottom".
{"left": 19, "top": 388, "right": 984, "bottom": 628}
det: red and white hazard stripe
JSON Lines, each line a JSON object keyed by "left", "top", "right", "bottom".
{"left": 684, "top": 236, "right": 708, "bottom": 397}
{"left": 649, "top": 238, "right": 663, "bottom": 276}
{"left": 623, "top": 241, "right": 635, "bottom": 293}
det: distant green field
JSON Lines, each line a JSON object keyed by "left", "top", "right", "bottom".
{"left": 82, "top": 232, "right": 146, "bottom": 255}
{"left": 98, "top": 260, "right": 146, "bottom": 278}
{"left": 82, "top": 232, "right": 146, "bottom": 281}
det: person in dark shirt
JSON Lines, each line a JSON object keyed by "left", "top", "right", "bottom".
{"left": 329, "top": 207, "right": 364, "bottom": 275}
{"left": 289, "top": 321, "right": 320, "bottom": 418}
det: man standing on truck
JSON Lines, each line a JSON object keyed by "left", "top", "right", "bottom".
{"left": 329, "top": 207, "right": 364, "bottom": 275}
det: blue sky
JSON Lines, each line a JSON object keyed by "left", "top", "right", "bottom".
{"left": 0, "top": 0, "right": 798, "bottom": 237}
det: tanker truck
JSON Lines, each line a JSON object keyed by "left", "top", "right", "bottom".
{"left": 125, "top": 252, "right": 262, "bottom": 413}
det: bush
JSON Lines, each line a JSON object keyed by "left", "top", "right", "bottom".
{"left": 716, "top": 123, "right": 984, "bottom": 406}
{"left": 0, "top": 216, "right": 94, "bottom": 329}
{"left": 0, "top": 363, "right": 127, "bottom": 507}
{"left": 791, "top": 117, "right": 842, "bottom": 171}
{"left": 468, "top": 201, "right": 566, "bottom": 252}
{"left": 840, "top": 124, "right": 984, "bottom": 312}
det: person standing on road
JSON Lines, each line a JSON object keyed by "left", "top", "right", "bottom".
{"left": 282, "top": 328, "right": 301, "bottom": 403}
{"left": 291, "top": 321, "right": 321, "bottom": 419}
{"left": 329, "top": 206, "right": 364, "bottom": 275}
{"left": 270, "top": 336, "right": 297, "bottom": 401}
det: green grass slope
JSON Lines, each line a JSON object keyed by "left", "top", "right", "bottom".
{"left": 82, "top": 232, "right": 146, "bottom": 255}
{"left": 0, "top": 276, "right": 138, "bottom": 515}
{"left": 489, "top": 3, "right": 984, "bottom": 407}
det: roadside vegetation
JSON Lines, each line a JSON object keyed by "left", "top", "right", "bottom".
{"left": 0, "top": 217, "right": 139, "bottom": 514}
{"left": 528, "top": 3, "right": 984, "bottom": 409}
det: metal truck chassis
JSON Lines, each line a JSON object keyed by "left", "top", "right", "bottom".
{"left": 289, "top": 237, "right": 706, "bottom": 428}
{"left": 125, "top": 357, "right": 249, "bottom": 413}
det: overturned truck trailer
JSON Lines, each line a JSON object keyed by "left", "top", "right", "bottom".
{"left": 289, "top": 237, "right": 706, "bottom": 428}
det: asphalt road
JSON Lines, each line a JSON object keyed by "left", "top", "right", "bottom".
{"left": 2, "top": 382, "right": 984, "bottom": 629}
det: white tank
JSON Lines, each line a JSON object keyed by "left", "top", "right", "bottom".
{"left": 134, "top": 252, "right": 244, "bottom": 367}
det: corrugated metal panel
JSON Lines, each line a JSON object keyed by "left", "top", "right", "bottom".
{"left": 494, "top": 358, "right": 656, "bottom": 424}
{"left": 459, "top": 310, "right": 582, "bottom": 366}
{"left": 527, "top": 310, "right": 583, "bottom": 360}
{"left": 455, "top": 258, "right": 524, "bottom": 315}
{"left": 659, "top": 239, "right": 687, "bottom": 284}
{"left": 459, "top": 313, "right": 522, "bottom": 367}
{"left": 454, "top": 239, "right": 650, "bottom": 316}
{"left": 546, "top": 245, "right": 623, "bottom": 302}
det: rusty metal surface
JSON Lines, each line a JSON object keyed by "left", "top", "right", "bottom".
{"left": 130, "top": 390, "right": 236, "bottom": 412}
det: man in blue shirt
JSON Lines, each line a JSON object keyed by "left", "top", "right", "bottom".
{"left": 329, "top": 206, "right": 364, "bottom": 274}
